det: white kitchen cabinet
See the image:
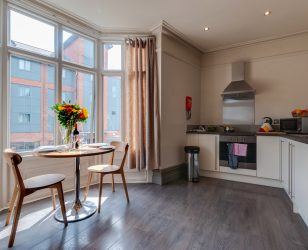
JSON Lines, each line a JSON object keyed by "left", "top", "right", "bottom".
{"left": 293, "top": 141, "right": 308, "bottom": 225}
{"left": 199, "top": 134, "right": 219, "bottom": 171}
{"left": 257, "top": 136, "right": 281, "bottom": 180}
{"left": 186, "top": 134, "right": 199, "bottom": 146}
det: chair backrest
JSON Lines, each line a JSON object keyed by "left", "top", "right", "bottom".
{"left": 110, "top": 141, "right": 129, "bottom": 170}
{"left": 3, "top": 149, "right": 25, "bottom": 191}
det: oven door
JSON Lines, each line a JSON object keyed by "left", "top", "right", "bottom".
{"left": 219, "top": 136, "right": 257, "bottom": 176}
{"left": 219, "top": 141, "right": 256, "bottom": 170}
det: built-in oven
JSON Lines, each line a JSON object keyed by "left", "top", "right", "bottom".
{"left": 219, "top": 135, "right": 257, "bottom": 176}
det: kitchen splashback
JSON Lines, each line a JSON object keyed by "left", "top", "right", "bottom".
{"left": 222, "top": 62, "right": 255, "bottom": 125}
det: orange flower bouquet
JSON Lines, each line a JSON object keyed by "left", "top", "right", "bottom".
{"left": 51, "top": 102, "right": 88, "bottom": 144}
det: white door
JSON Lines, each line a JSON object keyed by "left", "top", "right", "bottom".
{"left": 257, "top": 136, "right": 281, "bottom": 180}
{"left": 199, "top": 134, "right": 219, "bottom": 171}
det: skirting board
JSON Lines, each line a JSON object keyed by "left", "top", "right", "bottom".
{"left": 200, "top": 170, "right": 283, "bottom": 188}
{"left": 152, "top": 163, "right": 187, "bottom": 185}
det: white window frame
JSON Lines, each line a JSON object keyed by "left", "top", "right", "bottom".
{"left": 61, "top": 65, "right": 97, "bottom": 143}
{"left": 4, "top": 5, "right": 99, "bottom": 154}
{"left": 102, "top": 42, "right": 124, "bottom": 72}
{"left": 8, "top": 52, "right": 58, "bottom": 153}
{"left": 7, "top": 7, "right": 58, "bottom": 58}
{"left": 101, "top": 40, "right": 125, "bottom": 142}
{"left": 62, "top": 27, "right": 97, "bottom": 69}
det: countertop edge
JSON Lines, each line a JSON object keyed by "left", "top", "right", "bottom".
{"left": 186, "top": 131, "right": 308, "bottom": 144}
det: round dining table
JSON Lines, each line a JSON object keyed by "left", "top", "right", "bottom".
{"left": 33, "top": 146, "right": 114, "bottom": 223}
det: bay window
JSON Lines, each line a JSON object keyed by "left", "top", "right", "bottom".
{"left": 62, "top": 30, "right": 95, "bottom": 68}
{"left": 10, "top": 55, "right": 56, "bottom": 152}
{"left": 102, "top": 43, "right": 124, "bottom": 142}
{"left": 103, "top": 43, "right": 122, "bottom": 71}
{"left": 103, "top": 76, "right": 122, "bottom": 142}
{"left": 3, "top": 4, "right": 124, "bottom": 153}
{"left": 9, "top": 9, "right": 56, "bottom": 57}
{"left": 62, "top": 68, "right": 95, "bottom": 143}
{"left": 6, "top": 7, "right": 98, "bottom": 153}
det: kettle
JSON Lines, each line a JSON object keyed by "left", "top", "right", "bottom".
{"left": 260, "top": 117, "right": 273, "bottom": 132}
{"left": 262, "top": 117, "right": 273, "bottom": 125}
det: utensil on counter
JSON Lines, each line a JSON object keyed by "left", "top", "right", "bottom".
{"left": 221, "top": 125, "right": 235, "bottom": 133}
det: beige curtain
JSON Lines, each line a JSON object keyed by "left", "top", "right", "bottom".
{"left": 125, "top": 37, "right": 160, "bottom": 170}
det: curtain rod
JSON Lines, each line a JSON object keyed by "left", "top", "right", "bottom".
{"left": 125, "top": 35, "right": 156, "bottom": 39}
{"left": 125, "top": 36, "right": 156, "bottom": 45}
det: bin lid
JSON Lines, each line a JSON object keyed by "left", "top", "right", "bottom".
{"left": 184, "top": 146, "right": 200, "bottom": 153}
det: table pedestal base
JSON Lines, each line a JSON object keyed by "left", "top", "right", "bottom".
{"left": 55, "top": 200, "right": 97, "bottom": 222}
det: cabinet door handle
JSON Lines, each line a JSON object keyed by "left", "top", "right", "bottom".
{"left": 291, "top": 144, "right": 295, "bottom": 199}
{"left": 290, "top": 144, "right": 292, "bottom": 198}
{"left": 215, "top": 136, "right": 218, "bottom": 171}
{"left": 289, "top": 143, "right": 295, "bottom": 199}
{"left": 279, "top": 140, "right": 283, "bottom": 181}
{"left": 288, "top": 142, "right": 291, "bottom": 196}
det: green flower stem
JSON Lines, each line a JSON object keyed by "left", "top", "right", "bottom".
{"left": 65, "top": 125, "right": 74, "bottom": 144}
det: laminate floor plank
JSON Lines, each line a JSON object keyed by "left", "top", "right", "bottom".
{"left": 0, "top": 178, "right": 307, "bottom": 250}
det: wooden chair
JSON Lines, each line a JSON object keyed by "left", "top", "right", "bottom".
{"left": 3, "top": 149, "right": 68, "bottom": 248}
{"left": 84, "top": 142, "right": 129, "bottom": 212}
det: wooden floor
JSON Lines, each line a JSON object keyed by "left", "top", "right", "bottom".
{"left": 1, "top": 177, "right": 308, "bottom": 250}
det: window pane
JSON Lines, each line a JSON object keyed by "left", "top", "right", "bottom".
{"left": 10, "top": 10, "right": 55, "bottom": 57}
{"left": 103, "top": 44, "right": 122, "bottom": 70}
{"left": 62, "top": 68, "right": 95, "bottom": 143}
{"left": 62, "top": 30, "right": 95, "bottom": 68}
{"left": 103, "top": 76, "right": 121, "bottom": 142}
{"left": 10, "top": 55, "right": 56, "bottom": 152}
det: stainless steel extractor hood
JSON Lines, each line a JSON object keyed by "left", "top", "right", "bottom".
{"left": 222, "top": 62, "right": 255, "bottom": 125}
{"left": 222, "top": 62, "right": 255, "bottom": 97}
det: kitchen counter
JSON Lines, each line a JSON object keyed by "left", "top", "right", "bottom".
{"left": 256, "top": 132, "right": 286, "bottom": 136}
{"left": 283, "top": 134, "right": 308, "bottom": 144}
{"left": 186, "top": 131, "right": 255, "bottom": 136}
{"left": 187, "top": 130, "right": 308, "bottom": 144}
{"left": 257, "top": 132, "right": 308, "bottom": 144}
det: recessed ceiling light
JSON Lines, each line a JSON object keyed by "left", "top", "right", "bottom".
{"left": 204, "top": 27, "right": 210, "bottom": 31}
{"left": 264, "top": 10, "right": 271, "bottom": 16}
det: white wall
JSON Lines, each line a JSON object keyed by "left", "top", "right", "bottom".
{"left": 159, "top": 32, "right": 202, "bottom": 169}
{"left": 201, "top": 32, "right": 308, "bottom": 125}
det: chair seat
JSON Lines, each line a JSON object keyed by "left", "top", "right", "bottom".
{"left": 88, "top": 164, "right": 120, "bottom": 173}
{"left": 24, "top": 174, "right": 65, "bottom": 189}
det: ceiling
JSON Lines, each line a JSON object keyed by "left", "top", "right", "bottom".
{"left": 42, "top": 0, "right": 308, "bottom": 52}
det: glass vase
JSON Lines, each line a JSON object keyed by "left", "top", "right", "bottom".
{"left": 60, "top": 125, "right": 74, "bottom": 150}
{"left": 65, "top": 125, "right": 74, "bottom": 148}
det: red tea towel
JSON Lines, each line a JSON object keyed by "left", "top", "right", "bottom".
{"left": 233, "top": 143, "right": 248, "bottom": 157}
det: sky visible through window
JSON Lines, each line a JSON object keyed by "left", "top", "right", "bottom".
{"left": 10, "top": 10, "right": 55, "bottom": 53}
{"left": 63, "top": 30, "right": 72, "bottom": 43}
{"left": 104, "top": 44, "right": 122, "bottom": 70}
{"left": 10, "top": 10, "right": 121, "bottom": 69}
